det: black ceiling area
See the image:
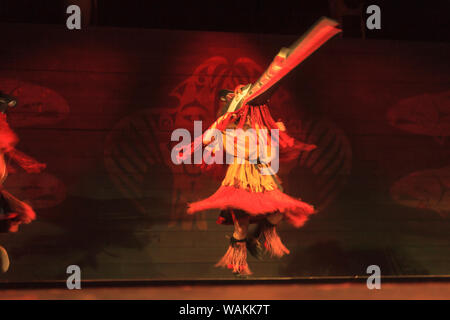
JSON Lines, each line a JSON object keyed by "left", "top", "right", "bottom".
{"left": 0, "top": 0, "right": 449, "bottom": 42}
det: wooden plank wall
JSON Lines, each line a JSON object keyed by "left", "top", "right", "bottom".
{"left": 0, "top": 23, "right": 449, "bottom": 281}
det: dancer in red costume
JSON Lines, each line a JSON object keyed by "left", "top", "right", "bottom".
{"left": 176, "top": 18, "right": 341, "bottom": 275}
{"left": 0, "top": 91, "right": 46, "bottom": 272}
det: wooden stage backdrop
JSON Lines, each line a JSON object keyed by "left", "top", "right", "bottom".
{"left": 0, "top": 23, "right": 449, "bottom": 281}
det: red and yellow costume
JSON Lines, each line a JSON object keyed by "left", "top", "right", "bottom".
{"left": 186, "top": 102, "right": 316, "bottom": 228}
{"left": 177, "top": 17, "right": 341, "bottom": 275}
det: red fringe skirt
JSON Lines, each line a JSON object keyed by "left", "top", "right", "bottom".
{"left": 187, "top": 185, "right": 315, "bottom": 228}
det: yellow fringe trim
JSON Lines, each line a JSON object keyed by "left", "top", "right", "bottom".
{"left": 221, "top": 162, "right": 280, "bottom": 193}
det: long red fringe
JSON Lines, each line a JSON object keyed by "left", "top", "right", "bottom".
{"left": 6, "top": 149, "right": 47, "bottom": 173}
{"left": 0, "top": 114, "right": 18, "bottom": 152}
{"left": 215, "top": 241, "right": 252, "bottom": 275}
{"left": 0, "top": 114, "right": 45, "bottom": 173}
{"left": 260, "top": 225, "right": 290, "bottom": 258}
{"left": 1, "top": 189, "right": 36, "bottom": 225}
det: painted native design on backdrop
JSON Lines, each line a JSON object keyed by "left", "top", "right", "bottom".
{"left": 388, "top": 90, "right": 450, "bottom": 215}
{"left": 387, "top": 90, "right": 450, "bottom": 145}
{"left": 0, "top": 79, "right": 70, "bottom": 127}
{"left": 390, "top": 165, "right": 450, "bottom": 218}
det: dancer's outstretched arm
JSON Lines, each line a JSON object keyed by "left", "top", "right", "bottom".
{"left": 6, "top": 148, "right": 46, "bottom": 173}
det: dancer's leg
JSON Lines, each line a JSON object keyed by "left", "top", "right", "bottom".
{"left": 266, "top": 211, "right": 283, "bottom": 225}
{"left": 0, "top": 245, "right": 9, "bottom": 273}
{"left": 258, "top": 212, "right": 290, "bottom": 258}
{"left": 215, "top": 210, "right": 252, "bottom": 275}
{"left": 232, "top": 211, "right": 249, "bottom": 240}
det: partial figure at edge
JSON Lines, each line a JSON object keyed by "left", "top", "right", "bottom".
{"left": 0, "top": 91, "right": 46, "bottom": 273}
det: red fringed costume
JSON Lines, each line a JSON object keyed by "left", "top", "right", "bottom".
{"left": 186, "top": 102, "right": 316, "bottom": 227}
{"left": 0, "top": 94, "right": 45, "bottom": 235}
{"left": 0, "top": 91, "right": 46, "bottom": 273}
